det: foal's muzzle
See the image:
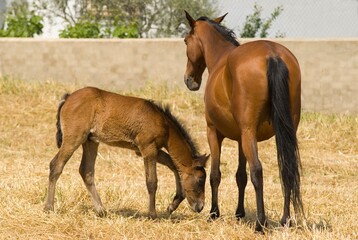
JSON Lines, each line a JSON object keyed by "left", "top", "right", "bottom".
{"left": 184, "top": 75, "right": 200, "bottom": 91}
{"left": 191, "top": 201, "right": 204, "bottom": 213}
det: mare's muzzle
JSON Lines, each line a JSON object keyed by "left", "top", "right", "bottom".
{"left": 184, "top": 75, "right": 201, "bottom": 91}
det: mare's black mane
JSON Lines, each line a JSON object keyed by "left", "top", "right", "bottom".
{"left": 197, "top": 16, "right": 240, "bottom": 47}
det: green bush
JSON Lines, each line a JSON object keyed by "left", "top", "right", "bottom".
{"left": 0, "top": 10, "right": 43, "bottom": 37}
{"left": 240, "top": 3, "right": 284, "bottom": 38}
{"left": 59, "top": 21, "right": 102, "bottom": 38}
{"left": 59, "top": 20, "right": 139, "bottom": 39}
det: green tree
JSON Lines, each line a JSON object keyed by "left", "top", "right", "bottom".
{"left": 0, "top": 0, "right": 43, "bottom": 37}
{"left": 59, "top": 20, "right": 102, "bottom": 38}
{"left": 240, "top": 3, "right": 284, "bottom": 38}
{"left": 36, "top": 0, "right": 217, "bottom": 38}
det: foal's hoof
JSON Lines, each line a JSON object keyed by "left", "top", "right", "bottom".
{"left": 148, "top": 212, "right": 158, "bottom": 220}
{"left": 96, "top": 210, "right": 107, "bottom": 218}
{"left": 44, "top": 204, "right": 54, "bottom": 213}
{"left": 167, "top": 205, "right": 175, "bottom": 214}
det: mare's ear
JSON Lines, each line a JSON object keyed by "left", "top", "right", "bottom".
{"left": 194, "top": 154, "right": 210, "bottom": 168}
{"left": 185, "top": 10, "right": 196, "bottom": 28}
{"left": 213, "top": 13, "right": 228, "bottom": 23}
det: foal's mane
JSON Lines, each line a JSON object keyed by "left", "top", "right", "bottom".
{"left": 197, "top": 16, "right": 240, "bottom": 47}
{"left": 146, "top": 100, "right": 200, "bottom": 158}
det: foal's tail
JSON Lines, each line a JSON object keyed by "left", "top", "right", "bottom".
{"left": 56, "top": 93, "right": 70, "bottom": 148}
{"left": 267, "top": 56, "right": 303, "bottom": 215}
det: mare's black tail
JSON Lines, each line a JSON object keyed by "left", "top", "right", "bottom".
{"left": 56, "top": 93, "right": 70, "bottom": 148}
{"left": 267, "top": 56, "right": 303, "bottom": 215}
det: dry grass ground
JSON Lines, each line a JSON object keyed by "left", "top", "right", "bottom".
{"left": 0, "top": 77, "right": 357, "bottom": 239}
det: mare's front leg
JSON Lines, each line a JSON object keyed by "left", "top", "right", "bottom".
{"left": 142, "top": 147, "right": 158, "bottom": 219}
{"left": 157, "top": 150, "right": 184, "bottom": 214}
{"left": 79, "top": 140, "right": 105, "bottom": 216}
{"left": 235, "top": 142, "right": 248, "bottom": 219}
{"left": 207, "top": 126, "right": 224, "bottom": 219}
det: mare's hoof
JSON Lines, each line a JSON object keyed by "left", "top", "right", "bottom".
{"left": 235, "top": 211, "right": 245, "bottom": 220}
{"left": 208, "top": 211, "right": 220, "bottom": 221}
{"left": 254, "top": 220, "right": 267, "bottom": 233}
{"left": 280, "top": 217, "right": 292, "bottom": 227}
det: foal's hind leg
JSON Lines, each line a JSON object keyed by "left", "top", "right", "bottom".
{"left": 79, "top": 140, "right": 105, "bottom": 217}
{"left": 44, "top": 147, "right": 77, "bottom": 212}
{"left": 156, "top": 150, "right": 185, "bottom": 214}
{"left": 235, "top": 143, "right": 248, "bottom": 219}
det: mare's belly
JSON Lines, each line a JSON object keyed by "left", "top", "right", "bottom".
{"left": 206, "top": 109, "right": 275, "bottom": 142}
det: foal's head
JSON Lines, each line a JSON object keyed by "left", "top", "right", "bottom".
{"left": 181, "top": 154, "right": 209, "bottom": 212}
{"left": 159, "top": 104, "right": 210, "bottom": 212}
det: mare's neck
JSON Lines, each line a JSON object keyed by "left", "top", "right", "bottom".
{"left": 200, "top": 31, "right": 237, "bottom": 74}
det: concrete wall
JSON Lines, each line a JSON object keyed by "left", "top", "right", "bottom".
{"left": 0, "top": 38, "right": 357, "bottom": 114}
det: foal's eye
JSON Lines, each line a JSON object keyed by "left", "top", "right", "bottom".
{"left": 198, "top": 177, "right": 205, "bottom": 187}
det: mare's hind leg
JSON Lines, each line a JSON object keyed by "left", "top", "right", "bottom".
{"left": 241, "top": 130, "right": 266, "bottom": 232}
{"left": 235, "top": 143, "right": 248, "bottom": 219}
{"left": 156, "top": 150, "right": 185, "bottom": 214}
{"left": 207, "top": 127, "right": 224, "bottom": 219}
{"left": 44, "top": 146, "right": 78, "bottom": 212}
{"left": 79, "top": 140, "right": 105, "bottom": 217}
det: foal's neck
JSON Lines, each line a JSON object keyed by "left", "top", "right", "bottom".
{"left": 166, "top": 125, "right": 194, "bottom": 170}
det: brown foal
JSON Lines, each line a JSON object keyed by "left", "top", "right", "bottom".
{"left": 44, "top": 87, "right": 209, "bottom": 218}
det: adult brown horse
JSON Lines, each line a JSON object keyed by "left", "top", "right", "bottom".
{"left": 44, "top": 87, "right": 209, "bottom": 219}
{"left": 183, "top": 11, "right": 303, "bottom": 232}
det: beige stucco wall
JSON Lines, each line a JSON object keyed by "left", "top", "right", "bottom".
{"left": 0, "top": 38, "right": 357, "bottom": 114}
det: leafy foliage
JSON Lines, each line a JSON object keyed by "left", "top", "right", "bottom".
{"left": 59, "top": 20, "right": 101, "bottom": 38}
{"left": 36, "top": 0, "right": 217, "bottom": 38}
{"left": 0, "top": 1, "right": 43, "bottom": 37}
{"left": 240, "top": 3, "right": 284, "bottom": 38}
{"left": 59, "top": 19, "right": 139, "bottom": 38}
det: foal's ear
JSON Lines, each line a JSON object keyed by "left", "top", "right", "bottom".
{"left": 185, "top": 10, "right": 196, "bottom": 28}
{"left": 194, "top": 154, "right": 210, "bottom": 168}
{"left": 213, "top": 13, "right": 228, "bottom": 23}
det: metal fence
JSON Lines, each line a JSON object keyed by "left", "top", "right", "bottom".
{"left": 218, "top": 0, "right": 358, "bottom": 38}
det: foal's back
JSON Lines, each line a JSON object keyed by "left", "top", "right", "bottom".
{"left": 60, "top": 87, "right": 167, "bottom": 149}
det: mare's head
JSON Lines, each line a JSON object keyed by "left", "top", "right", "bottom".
{"left": 183, "top": 11, "right": 229, "bottom": 91}
{"left": 181, "top": 154, "right": 209, "bottom": 212}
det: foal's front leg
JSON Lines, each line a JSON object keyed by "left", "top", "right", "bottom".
{"left": 143, "top": 151, "right": 158, "bottom": 219}
{"left": 157, "top": 150, "right": 184, "bottom": 213}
